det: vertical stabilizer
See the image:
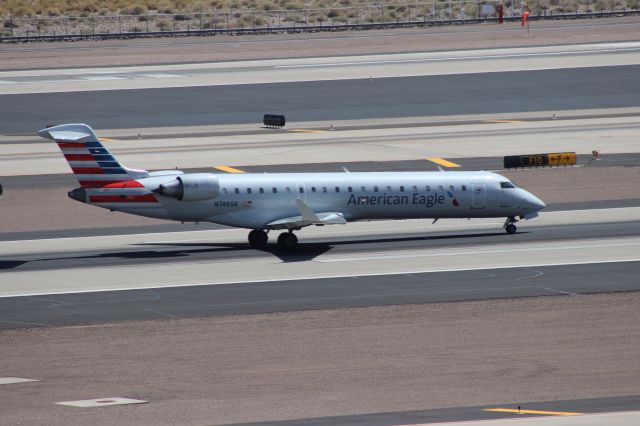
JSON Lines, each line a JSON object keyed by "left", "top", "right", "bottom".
{"left": 38, "top": 123, "right": 148, "bottom": 188}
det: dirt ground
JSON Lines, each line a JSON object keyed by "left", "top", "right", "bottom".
{"left": 1, "top": 292, "right": 639, "bottom": 425}
{"left": 1, "top": 16, "right": 640, "bottom": 70}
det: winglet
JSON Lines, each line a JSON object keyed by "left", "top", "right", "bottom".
{"left": 296, "top": 198, "right": 320, "bottom": 222}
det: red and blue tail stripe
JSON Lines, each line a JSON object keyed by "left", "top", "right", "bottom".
{"left": 38, "top": 123, "right": 147, "bottom": 188}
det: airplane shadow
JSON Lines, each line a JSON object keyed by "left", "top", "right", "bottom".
{"left": 0, "top": 231, "right": 526, "bottom": 270}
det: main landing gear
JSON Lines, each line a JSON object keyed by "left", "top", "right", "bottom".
{"left": 504, "top": 217, "right": 518, "bottom": 234}
{"left": 277, "top": 231, "right": 298, "bottom": 250}
{"left": 248, "top": 229, "right": 299, "bottom": 249}
{"left": 248, "top": 229, "right": 268, "bottom": 247}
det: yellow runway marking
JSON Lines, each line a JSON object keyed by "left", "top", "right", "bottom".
{"left": 99, "top": 137, "right": 118, "bottom": 142}
{"left": 288, "top": 129, "right": 326, "bottom": 133}
{"left": 486, "top": 119, "right": 525, "bottom": 123}
{"left": 483, "top": 408, "right": 583, "bottom": 416}
{"left": 425, "top": 157, "right": 461, "bottom": 168}
{"left": 214, "top": 166, "right": 246, "bottom": 173}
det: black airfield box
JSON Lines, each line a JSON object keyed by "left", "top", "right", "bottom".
{"left": 263, "top": 114, "right": 286, "bottom": 128}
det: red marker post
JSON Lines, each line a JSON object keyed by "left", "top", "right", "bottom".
{"left": 521, "top": 10, "right": 530, "bottom": 34}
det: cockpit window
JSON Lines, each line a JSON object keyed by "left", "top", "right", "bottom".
{"left": 500, "top": 182, "right": 516, "bottom": 189}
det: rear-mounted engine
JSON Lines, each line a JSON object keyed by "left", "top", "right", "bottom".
{"left": 153, "top": 174, "right": 220, "bottom": 201}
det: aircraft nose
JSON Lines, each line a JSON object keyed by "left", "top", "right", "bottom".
{"left": 525, "top": 192, "right": 546, "bottom": 211}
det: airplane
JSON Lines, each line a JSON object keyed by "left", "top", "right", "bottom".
{"left": 39, "top": 123, "right": 546, "bottom": 249}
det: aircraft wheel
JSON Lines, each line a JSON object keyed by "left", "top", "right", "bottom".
{"left": 248, "top": 229, "right": 268, "bottom": 247}
{"left": 277, "top": 232, "right": 298, "bottom": 250}
{"left": 505, "top": 224, "right": 517, "bottom": 234}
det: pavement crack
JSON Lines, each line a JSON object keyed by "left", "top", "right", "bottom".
{"left": 148, "top": 310, "right": 180, "bottom": 319}
{"left": 533, "top": 286, "right": 577, "bottom": 296}
{"left": 516, "top": 268, "right": 545, "bottom": 280}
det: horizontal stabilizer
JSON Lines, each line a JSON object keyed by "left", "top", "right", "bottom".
{"left": 41, "top": 130, "right": 92, "bottom": 142}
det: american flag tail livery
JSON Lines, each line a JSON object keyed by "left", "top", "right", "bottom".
{"left": 38, "top": 123, "right": 149, "bottom": 187}
{"left": 38, "top": 123, "right": 166, "bottom": 214}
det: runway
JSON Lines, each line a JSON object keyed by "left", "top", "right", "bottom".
{"left": 3, "top": 65, "right": 640, "bottom": 134}
{"left": 1, "top": 257, "right": 639, "bottom": 329}
{"left": 1, "top": 207, "right": 639, "bottom": 308}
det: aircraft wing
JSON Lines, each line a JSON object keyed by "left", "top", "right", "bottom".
{"left": 266, "top": 199, "right": 347, "bottom": 230}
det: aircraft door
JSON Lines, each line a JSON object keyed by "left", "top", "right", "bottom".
{"left": 471, "top": 183, "right": 486, "bottom": 209}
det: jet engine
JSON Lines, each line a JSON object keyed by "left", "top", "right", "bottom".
{"left": 153, "top": 174, "right": 220, "bottom": 201}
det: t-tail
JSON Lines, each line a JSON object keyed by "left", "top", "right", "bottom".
{"left": 39, "top": 123, "right": 155, "bottom": 205}
{"left": 38, "top": 123, "right": 148, "bottom": 188}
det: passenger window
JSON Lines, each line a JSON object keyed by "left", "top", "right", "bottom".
{"left": 374, "top": 186, "right": 379, "bottom": 192}
{"left": 259, "top": 188, "right": 264, "bottom": 194}
{"left": 311, "top": 187, "right": 316, "bottom": 192}
{"left": 286, "top": 187, "right": 291, "bottom": 193}
{"left": 412, "top": 185, "right": 417, "bottom": 192}
{"left": 272, "top": 187, "right": 277, "bottom": 193}
{"left": 322, "top": 187, "right": 327, "bottom": 193}
{"left": 449, "top": 185, "right": 454, "bottom": 191}
{"left": 387, "top": 186, "right": 392, "bottom": 192}
{"left": 247, "top": 188, "right": 252, "bottom": 194}
{"left": 461, "top": 185, "right": 467, "bottom": 191}
{"left": 361, "top": 186, "right": 366, "bottom": 192}
{"left": 439, "top": 185, "right": 444, "bottom": 191}
{"left": 400, "top": 186, "right": 405, "bottom": 192}
{"left": 425, "top": 186, "right": 431, "bottom": 192}
{"left": 234, "top": 188, "right": 239, "bottom": 194}
{"left": 348, "top": 186, "right": 353, "bottom": 192}
{"left": 299, "top": 187, "right": 304, "bottom": 193}
{"left": 335, "top": 187, "right": 340, "bottom": 193}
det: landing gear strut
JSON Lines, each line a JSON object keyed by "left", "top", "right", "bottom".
{"left": 277, "top": 231, "right": 298, "bottom": 250}
{"left": 248, "top": 229, "right": 268, "bottom": 247}
{"left": 504, "top": 217, "right": 518, "bottom": 234}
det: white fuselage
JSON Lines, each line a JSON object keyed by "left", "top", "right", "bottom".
{"left": 92, "top": 171, "right": 545, "bottom": 229}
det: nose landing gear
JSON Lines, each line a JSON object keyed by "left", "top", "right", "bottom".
{"left": 504, "top": 217, "right": 518, "bottom": 234}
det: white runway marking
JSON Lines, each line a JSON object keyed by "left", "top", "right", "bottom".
{"left": 317, "top": 239, "right": 640, "bottom": 263}
{"left": 137, "top": 73, "right": 183, "bottom": 78}
{"left": 275, "top": 46, "right": 640, "bottom": 69}
{"left": 79, "top": 75, "right": 126, "bottom": 81}
{"left": 56, "top": 397, "right": 147, "bottom": 408}
{"left": 0, "top": 377, "right": 39, "bottom": 385}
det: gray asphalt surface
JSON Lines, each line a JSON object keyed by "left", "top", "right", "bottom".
{"left": 3, "top": 65, "right": 640, "bottom": 133}
{"left": 3, "top": 217, "right": 640, "bottom": 271}
{"left": 230, "top": 395, "right": 640, "bottom": 426}
{"left": 1, "top": 219, "right": 638, "bottom": 329}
